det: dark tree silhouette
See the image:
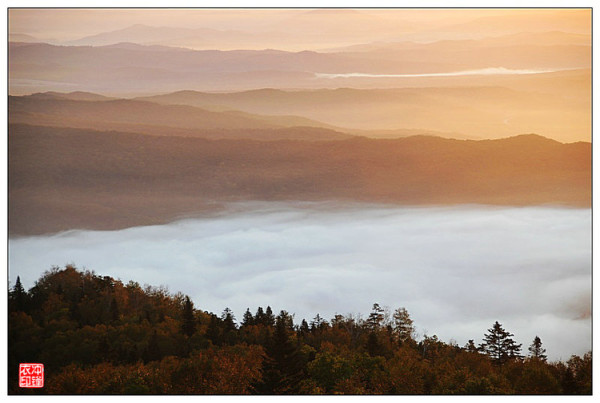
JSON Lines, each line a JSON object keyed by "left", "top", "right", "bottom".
{"left": 310, "top": 314, "right": 330, "bottom": 334}
{"left": 528, "top": 336, "right": 547, "bottom": 361}
{"left": 181, "top": 296, "right": 196, "bottom": 337}
{"left": 464, "top": 339, "right": 479, "bottom": 353}
{"left": 265, "top": 306, "right": 275, "bottom": 327}
{"left": 256, "top": 311, "right": 303, "bottom": 394}
{"left": 299, "top": 319, "right": 310, "bottom": 337}
{"left": 255, "top": 307, "right": 266, "bottom": 325}
{"left": 206, "top": 314, "right": 221, "bottom": 345}
{"left": 241, "top": 308, "right": 254, "bottom": 327}
{"left": 8, "top": 266, "right": 593, "bottom": 395}
{"left": 367, "top": 303, "right": 385, "bottom": 331}
{"left": 479, "top": 321, "right": 522, "bottom": 364}
{"left": 221, "top": 307, "right": 238, "bottom": 345}
{"left": 221, "top": 308, "right": 237, "bottom": 331}
{"left": 9, "top": 276, "right": 27, "bottom": 312}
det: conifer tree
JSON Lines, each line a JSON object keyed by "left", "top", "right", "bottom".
{"left": 392, "top": 307, "right": 414, "bottom": 344}
{"left": 528, "top": 336, "right": 547, "bottom": 361}
{"left": 479, "top": 321, "right": 522, "bottom": 364}
{"left": 256, "top": 311, "right": 304, "bottom": 394}
{"left": 299, "top": 319, "right": 310, "bottom": 336}
{"left": 241, "top": 308, "right": 254, "bottom": 327}
{"left": 464, "top": 339, "right": 479, "bottom": 353}
{"left": 9, "top": 276, "right": 27, "bottom": 312}
{"left": 367, "top": 303, "right": 384, "bottom": 331}
{"left": 181, "top": 296, "right": 196, "bottom": 337}
{"left": 265, "top": 306, "right": 275, "bottom": 327}
{"left": 206, "top": 314, "right": 221, "bottom": 345}
{"left": 221, "top": 307, "right": 238, "bottom": 345}
{"left": 221, "top": 307, "right": 237, "bottom": 332}
{"left": 255, "top": 307, "right": 266, "bottom": 325}
{"left": 310, "top": 314, "right": 327, "bottom": 332}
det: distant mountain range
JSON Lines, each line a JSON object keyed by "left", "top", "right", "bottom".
{"left": 134, "top": 82, "right": 589, "bottom": 143}
{"left": 8, "top": 93, "right": 351, "bottom": 141}
{"left": 51, "top": 10, "right": 590, "bottom": 50}
{"left": 9, "top": 81, "right": 591, "bottom": 143}
{"left": 8, "top": 32, "right": 590, "bottom": 96}
{"left": 9, "top": 123, "right": 590, "bottom": 236}
{"left": 7, "top": 11, "right": 591, "bottom": 237}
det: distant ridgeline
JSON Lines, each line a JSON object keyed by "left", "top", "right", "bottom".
{"left": 8, "top": 266, "right": 592, "bottom": 395}
{"left": 8, "top": 121, "right": 590, "bottom": 236}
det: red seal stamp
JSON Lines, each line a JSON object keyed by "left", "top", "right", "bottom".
{"left": 19, "top": 363, "right": 44, "bottom": 388}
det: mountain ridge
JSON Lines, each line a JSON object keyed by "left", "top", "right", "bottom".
{"left": 9, "top": 123, "right": 590, "bottom": 236}
{"left": 8, "top": 94, "right": 355, "bottom": 141}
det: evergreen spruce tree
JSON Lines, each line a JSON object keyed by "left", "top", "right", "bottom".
{"left": 255, "top": 311, "right": 304, "bottom": 394}
{"left": 181, "top": 296, "right": 196, "bottom": 337}
{"left": 310, "top": 313, "right": 323, "bottom": 331}
{"left": 221, "top": 308, "right": 237, "bottom": 331}
{"left": 265, "top": 306, "right": 275, "bottom": 327}
{"left": 309, "top": 313, "right": 330, "bottom": 333}
{"left": 528, "top": 336, "right": 548, "bottom": 361}
{"left": 241, "top": 308, "right": 254, "bottom": 327}
{"left": 221, "top": 307, "right": 238, "bottom": 345}
{"left": 479, "top": 321, "right": 522, "bottom": 364}
{"left": 367, "top": 303, "right": 384, "bottom": 331}
{"left": 299, "top": 319, "right": 310, "bottom": 337}
{"left": 255, "top": 307, "right": 266, "bottom": 325}
{"left": 206, "top": 314, "right": 221, "bottom": 345}
{"left": 9, "top": 276, "right": 27, "bottom": 312}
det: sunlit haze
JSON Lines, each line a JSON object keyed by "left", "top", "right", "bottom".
{"left": 8, "top": 8, "right": 591, "bottom": 142}
{"left": 7, "top": 9, "right": 592, "bottom": 393}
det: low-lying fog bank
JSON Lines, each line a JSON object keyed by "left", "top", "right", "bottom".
{"left": 9, "top": 202, "right": 591, "bottom": 361}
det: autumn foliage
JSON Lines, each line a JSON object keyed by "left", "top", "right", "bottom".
{"left": 8, "top": 266, "right": 592, "bottom": 395}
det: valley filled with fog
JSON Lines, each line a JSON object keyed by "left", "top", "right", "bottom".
{"left": 9, "top": 203, "right": 591, "bottom": 361}
{"left": 8, "top": 10, "right": 592, "bottom": 394}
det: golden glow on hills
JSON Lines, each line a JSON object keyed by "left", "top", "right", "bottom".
{"left": 8, "top": 8, "right": 591, "bottom": 142}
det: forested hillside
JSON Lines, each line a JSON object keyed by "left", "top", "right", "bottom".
{"left": 8, "top": 266, "right": 592, "bottom": 394}
{"left": 9, "top": 124, "right": 590, "bottom": 236}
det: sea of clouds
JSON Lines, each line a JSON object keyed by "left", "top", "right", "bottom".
{"left": 9, "top": 202, "right": 591, "bottom": 361}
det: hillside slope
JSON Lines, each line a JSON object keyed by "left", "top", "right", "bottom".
{"left": 9, "top": 124, "right": 590, "bottom": 236}
{"left": 8, "top": 95, "right": 351, "bottom": 141}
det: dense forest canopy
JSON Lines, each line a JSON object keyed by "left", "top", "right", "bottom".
{"left": 8, "top": 266, "right": 592, "bottom": 395}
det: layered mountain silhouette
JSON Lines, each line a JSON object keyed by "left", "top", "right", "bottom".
{"left": 134, "top": 82, "right": 590, "bottom": 143}
{"left": 7, "top": 9, "right": 591, "bottom": 237}
{"left": 9, "top": 123, "right": 590, "bottom": 236}
{"left": 9, "top": 34, "right": 589, "bottom": 94}
{"left": 8, "top": 94, "right": 351, "bottom": 141}
{"left": 55, "top": 10, "right": 590, "bottom": 49}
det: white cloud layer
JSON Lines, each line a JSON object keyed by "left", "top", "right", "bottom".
{"left": 9, "top": 203, "right": 591, "bottom": 361}
{"left": 314, "top": 67, "right": 567, "bottom": 79}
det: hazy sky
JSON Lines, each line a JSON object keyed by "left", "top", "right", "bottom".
{"left": 8, "top": 8, "right": 591, "bottom": 44}
{"left": 7, "top": 8, "right": 592, "bottom": 141}
{"left": 9, "top": 203, "right": 591, "bottom": 361}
